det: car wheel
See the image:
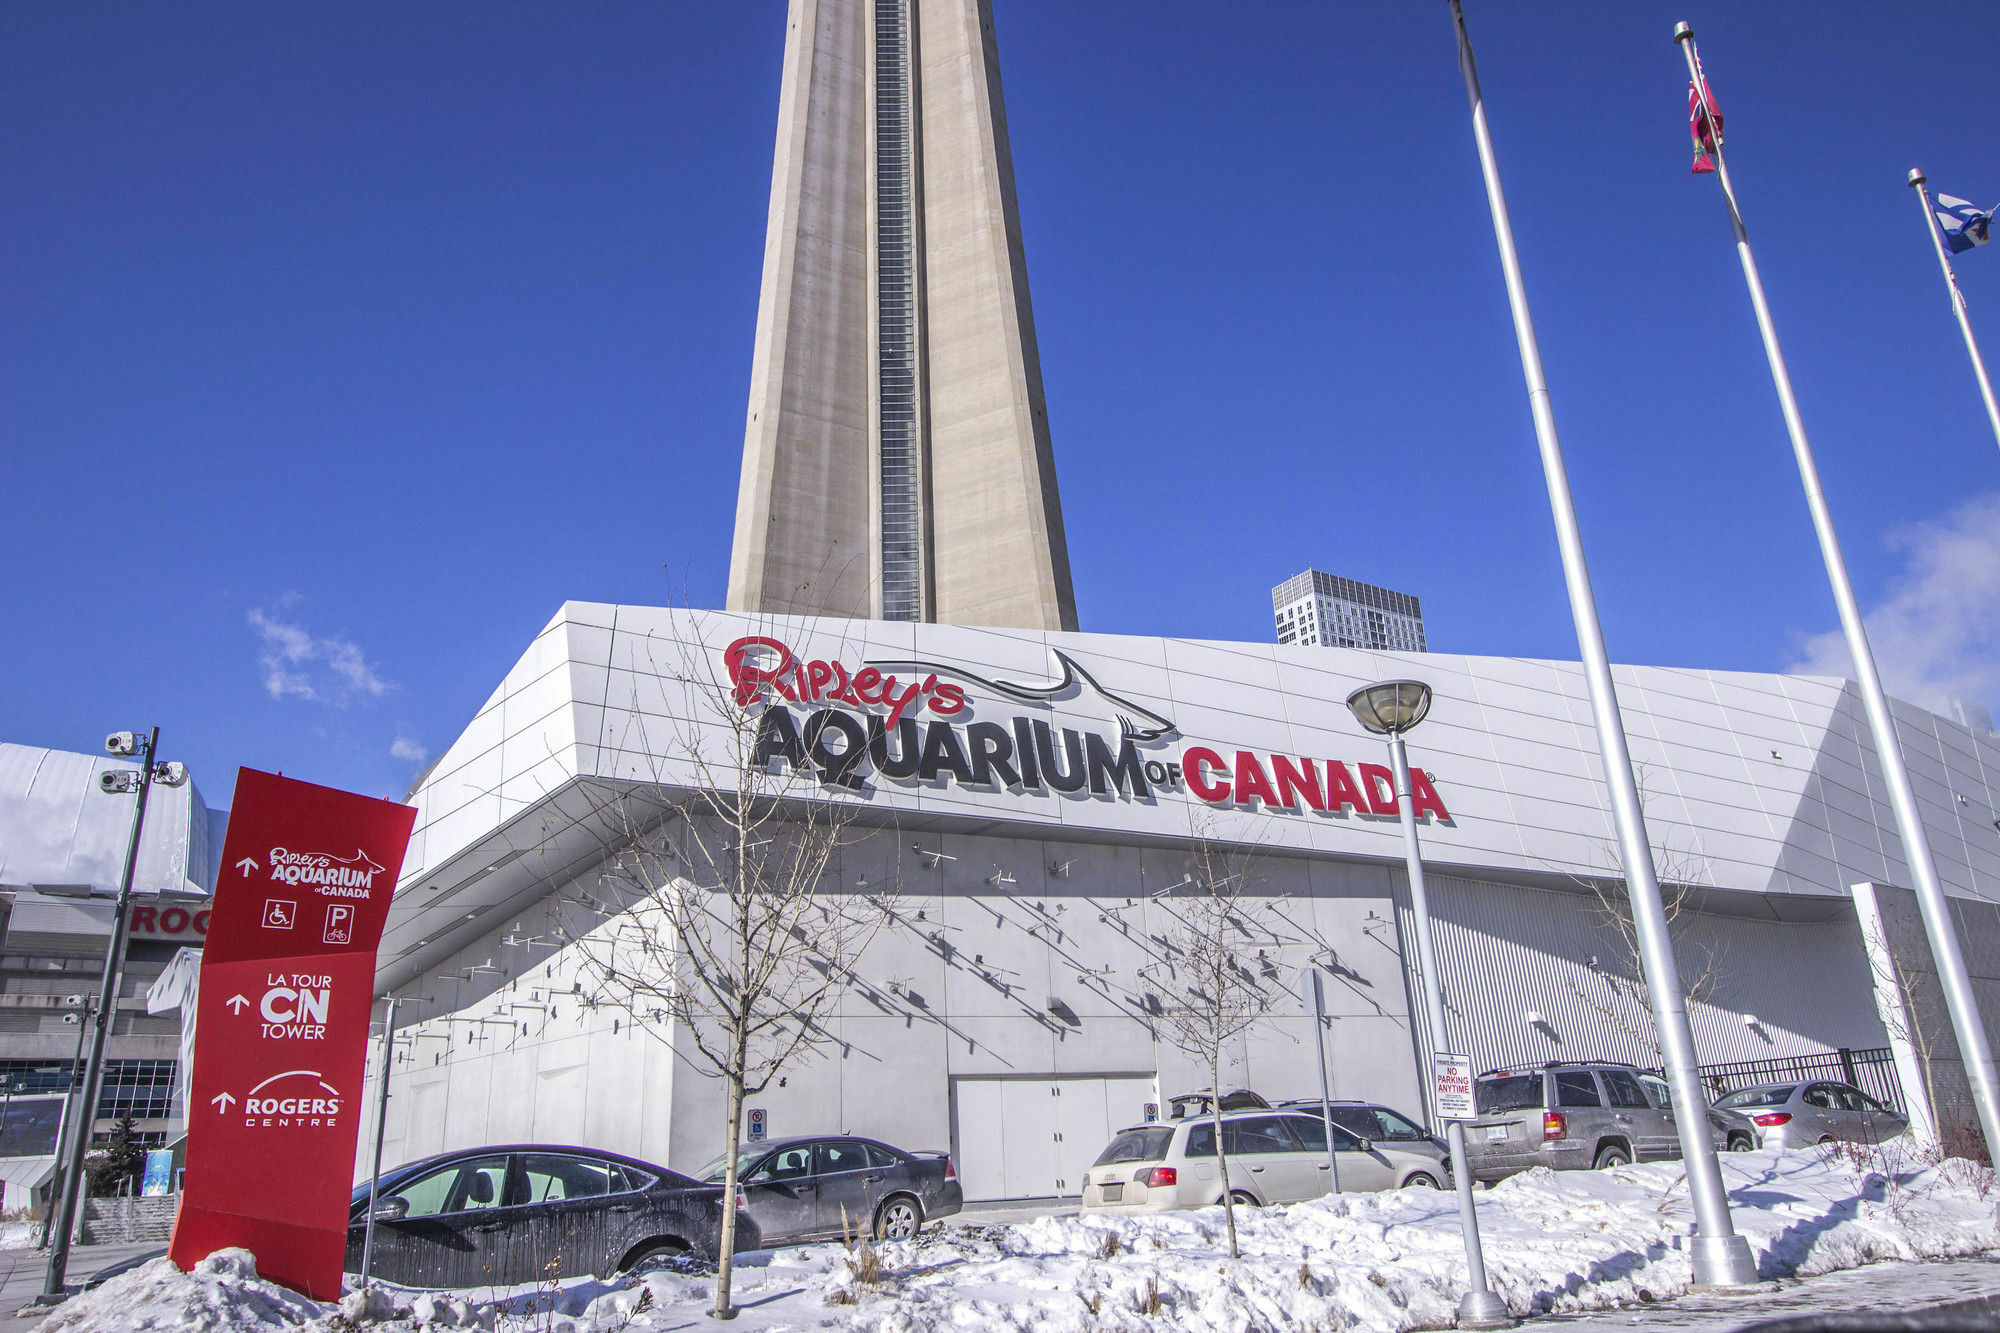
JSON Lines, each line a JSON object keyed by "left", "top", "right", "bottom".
{"left": 1728, "top": 1135, "right": 1754, "bottom": 1153}
{"left": 1228, "top": 1189, "right": 1260, "bottom": 1208}
{"left": 618, "top": 1239, "right": 691, "bottom": 1275}
{"left": 1404, "top": 1172, "right": 1442, "bottom": 1189}
{"left": 1593, "top": 1145, "right": 1630, "bottom": 1170}
{"left": 873, "top": 1195, "right": 923, "bottom": 1242}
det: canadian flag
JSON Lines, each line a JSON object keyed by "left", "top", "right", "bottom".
{"left": 1687, "top": 56, "right": 1722, "bottom": 174}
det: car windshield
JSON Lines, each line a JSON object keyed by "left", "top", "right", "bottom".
{"left": 695, "top": 1148, "right": 768, "bottom": 1183}
{"left": 1476, "top": 1076, "right": 1542, "bottom": 1113}
{"left": 1093, "top": 1129, "right": 1174, "bottom": 1167}
{"left": 1716, "top": 1086, "right": 1796, "bottom": 1110}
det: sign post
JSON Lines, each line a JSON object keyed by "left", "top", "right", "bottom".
{"left": 1434, "top": 1053, "right": 1476, "bottom": 1122}
{"left": 1300, "top": 967, "right": 1340, "bottom": 1194}
{"left": 168, "top": 770, "right": 414, "bottom": 1299}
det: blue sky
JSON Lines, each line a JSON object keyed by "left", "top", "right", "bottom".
{"left": 6, "top": 1, "right": 2000, "bottom": 806}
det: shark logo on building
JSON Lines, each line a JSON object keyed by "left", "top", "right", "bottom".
{"left": 861, "top": 650, "right": 1176, "bottom": 743}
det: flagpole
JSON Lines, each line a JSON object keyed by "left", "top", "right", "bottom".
{"left": 1907, "top": 169, "right": 2000, "bottom": 453}
{"left": 1448, "top": 1, "right": 1759, "bottom": 1291}
{"left": 1676, "top": 22, "right": 2000, "bottom": 1162}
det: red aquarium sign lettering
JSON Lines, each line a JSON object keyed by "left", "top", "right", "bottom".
{"left": 720, "top": 635, "right": 1452, "bottom": 823}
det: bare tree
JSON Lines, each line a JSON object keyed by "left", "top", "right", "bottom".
{"left": 547, "top": 618, "right": 895, "bottom": 1318}
{"left": 1146, "top": 818, "right": 1290, "bottom": 1260}
{"left": 1558, "top": 768, "right": 1727, "bottom": 1060}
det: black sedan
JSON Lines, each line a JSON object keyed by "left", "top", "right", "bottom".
{"left": 347, "top": 1144, "right": 725, "bottom": 1289}
{"left": 696, "top": 1135, "right": 962, "bottom": 1243}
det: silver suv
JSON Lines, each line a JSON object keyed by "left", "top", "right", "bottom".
{"left": 1080, "top": 1108, "right": 1449, "bottom": 1216}
{"left": 1464, "top": 1062, "right": 1689, "bottom": 1182}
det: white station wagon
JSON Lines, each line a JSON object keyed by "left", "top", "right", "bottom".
{"left": 1080, "top": 1108, "right": 1448, "bottom": 1215}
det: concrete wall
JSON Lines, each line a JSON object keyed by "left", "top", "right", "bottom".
{"left": 726, "top": 0, "right": 1077, "bottom": 631}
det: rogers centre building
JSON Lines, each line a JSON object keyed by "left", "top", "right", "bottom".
{"left": 364, "top": 604, "right": 2000, "bottom": 1198}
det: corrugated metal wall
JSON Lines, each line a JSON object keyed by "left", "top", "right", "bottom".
{"left": 1395, "top": 870, "right": 1890, "bottom": 1073}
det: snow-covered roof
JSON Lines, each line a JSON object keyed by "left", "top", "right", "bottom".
{"left": 0, "top": 743, "right": 224, "bottom": 896}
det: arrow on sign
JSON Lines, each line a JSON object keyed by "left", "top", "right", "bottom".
{"left": 236, "top": 857, "right": 259, "bottom": 876}
{"left": 211, "top": 1092, "right": 236, "bottom": 1114}
{"left": 225, "top": 995, "right": 250, "bottom": 1015}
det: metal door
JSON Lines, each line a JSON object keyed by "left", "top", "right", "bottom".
{"left": 740, "top": 1142, "right": 818, "bottom": 1244}
{"left": 1224, "top": 1115, "right": 1313, "bottom": 1203}
{"left": 1050, "top": 1080, "right": 1107, "bottom": 1198}
{"left": 1276, "top": 1113, "right": 1345, "bottom": 1197}
{"left": 368, "top": 1152, "right": 512, "bottom": 1288}
{"left": 953, "top": 1076, "right": 1156, "bottom": 1201}
{"left": 1601, "top": 1069, "right": 1672, "bottom": 1160}
{"left": 811, "top": 1139, "right": 884, "bottom": 1238}
{"left": 997, "top": 1081, "right": 1061, "bottom": 1198}
{"left": 509, "top": 1153, "right": 624, "bottom": 1281}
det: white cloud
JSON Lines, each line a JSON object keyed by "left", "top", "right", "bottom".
{"left": 390, "top": 736, "right": 429, "bottom": 765}
{"left": 1787, "top": 492, "right": 2000, "bottom": 718}
{"left": 248, "top": 602, "right": 392, "bottom": 705}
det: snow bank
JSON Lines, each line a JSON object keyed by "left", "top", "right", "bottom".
{"left": 31, "top": 1146, "right": 2000, "bottom": 1333}
{"left": 34, "top": 1250, "right": 321, "bottom": 1332}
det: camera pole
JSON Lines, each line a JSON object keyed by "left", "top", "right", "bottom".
{"left": 41, "top": 729, "right": 160, "bottom": 1302}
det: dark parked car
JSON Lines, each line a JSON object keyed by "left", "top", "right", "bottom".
{"left": 697, "top": 1135, "right": 961, "bottom": 1242}
{"left": 347, "top": 1144, "right": 724, "bottom": 1289}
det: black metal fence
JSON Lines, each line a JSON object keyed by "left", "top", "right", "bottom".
{"left": 1695, "top": 1047, "right": 1905, "bottom": 1114}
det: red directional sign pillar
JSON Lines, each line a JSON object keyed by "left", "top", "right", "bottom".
{"left": 170, "top": 769, "right": 415, "bottom": 1298}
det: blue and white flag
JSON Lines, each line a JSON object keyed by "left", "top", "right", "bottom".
{"left": 1936, "top": 193, "right": 1996, "bottom": 255}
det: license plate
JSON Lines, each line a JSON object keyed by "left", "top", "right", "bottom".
{"left": 1485, "top": 1125, "right": 1510, "bottom": 1142}
{"left": 1101, "top": 1183, "right": 1123, "bottom": 1202}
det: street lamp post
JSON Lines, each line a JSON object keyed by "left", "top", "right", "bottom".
{"left": 1348, "top": 680, "right": 1511, "bottom": 1331}
{"left": 39, "top": 729, "right": 186, "bottom": 1303}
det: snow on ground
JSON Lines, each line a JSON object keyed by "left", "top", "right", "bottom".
{"left": 30, "top": 1144, "right": 2000, "bottom": 1332}
{"left": 0, "top": 1220, "right": 40, "bottom": 1250}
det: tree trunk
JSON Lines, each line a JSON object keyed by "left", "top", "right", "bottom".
{"left": 1211, "top": 1050, "right": 1238, "bottom": 1260}
{"left": 712, "top": 1029, "right": 749, "bottom": 1319}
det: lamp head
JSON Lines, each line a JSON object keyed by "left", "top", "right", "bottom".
{"left": 1345, "top": 680, "right": 1434, "bottom": 736}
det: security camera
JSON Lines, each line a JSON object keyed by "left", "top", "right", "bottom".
{"left": 99, "top": 770, "right": 140, "bottom": 795}
{"left": 62, "top": 1013, "right": 79, "bottom": 1026}
{"left": 105, "top": 731, "right": 140, "bottom": 757}
{"left": 151, "top": 761, "right": 188, "bottom": 788}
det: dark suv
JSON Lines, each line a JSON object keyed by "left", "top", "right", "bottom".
{"left": 1463, "top": 1062, "right": 1679, "bottom": 1182}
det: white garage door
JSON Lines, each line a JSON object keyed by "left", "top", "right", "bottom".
{"left": 952, "top": 1076, "right": 1156, "bottom": 1201}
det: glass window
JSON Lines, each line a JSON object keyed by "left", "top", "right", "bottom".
{"left": 1284, "top": 1115, "right": 1360, "bottom": 1153}
{"left": 514, "top": 1154, "right": 614, "bottom": 1204}
{"left": 1555, "top": 1072, "right": 1603, "bottom": 1108}
{"left": 1639, "top": 1076, "right": 1673, "bottom": 1110}
{"left": 1851, "top": 1091, "right": 1889, "bottom": 1115}
{"left": 1093, "top": 1129, "right": 1174, "bottom": 1167}
{"left": 1224, "top": 1116, "right": 1302, "bottom": 1156}
{"left": 863, "top": 1142, "right": 903, "bottom": 1169}
{"left": 1716, "top": 1085, "right": 1795, "bottom": 1110}
{"left": 1371, "top": 1108, "right": 1432, "bottom": 1142}
{"left": 1326, "top": 1107, "right": 1377, "bottom": 1141}
{"left": 1602, "top": 1070, "right": 1651, "bottom": 1109}
{"left": 1802, "top": 1086, "right": 1839, "bottom": 1110}
{"left": 1475, "top": 1076, "right": 1543, "bottom": 1113}
{"left": 389, "top": 1156, "right": 508, "bottom": 1218}
{"left": 815, "top": 1140, "right": 870, "bottom": 1175}
{"left": 748, "top": 1145, "right": 813, "bottom": 1183}
{"left": 1183, "top": 1124, "right": 1216, "bottom": 1158}
{"left": 612, "top": 1165, "right": 654, "bottom": 1194}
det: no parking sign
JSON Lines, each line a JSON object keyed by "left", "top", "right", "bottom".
{"left": 747, "top": 1107, "right": 767, "bottom": 1142}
